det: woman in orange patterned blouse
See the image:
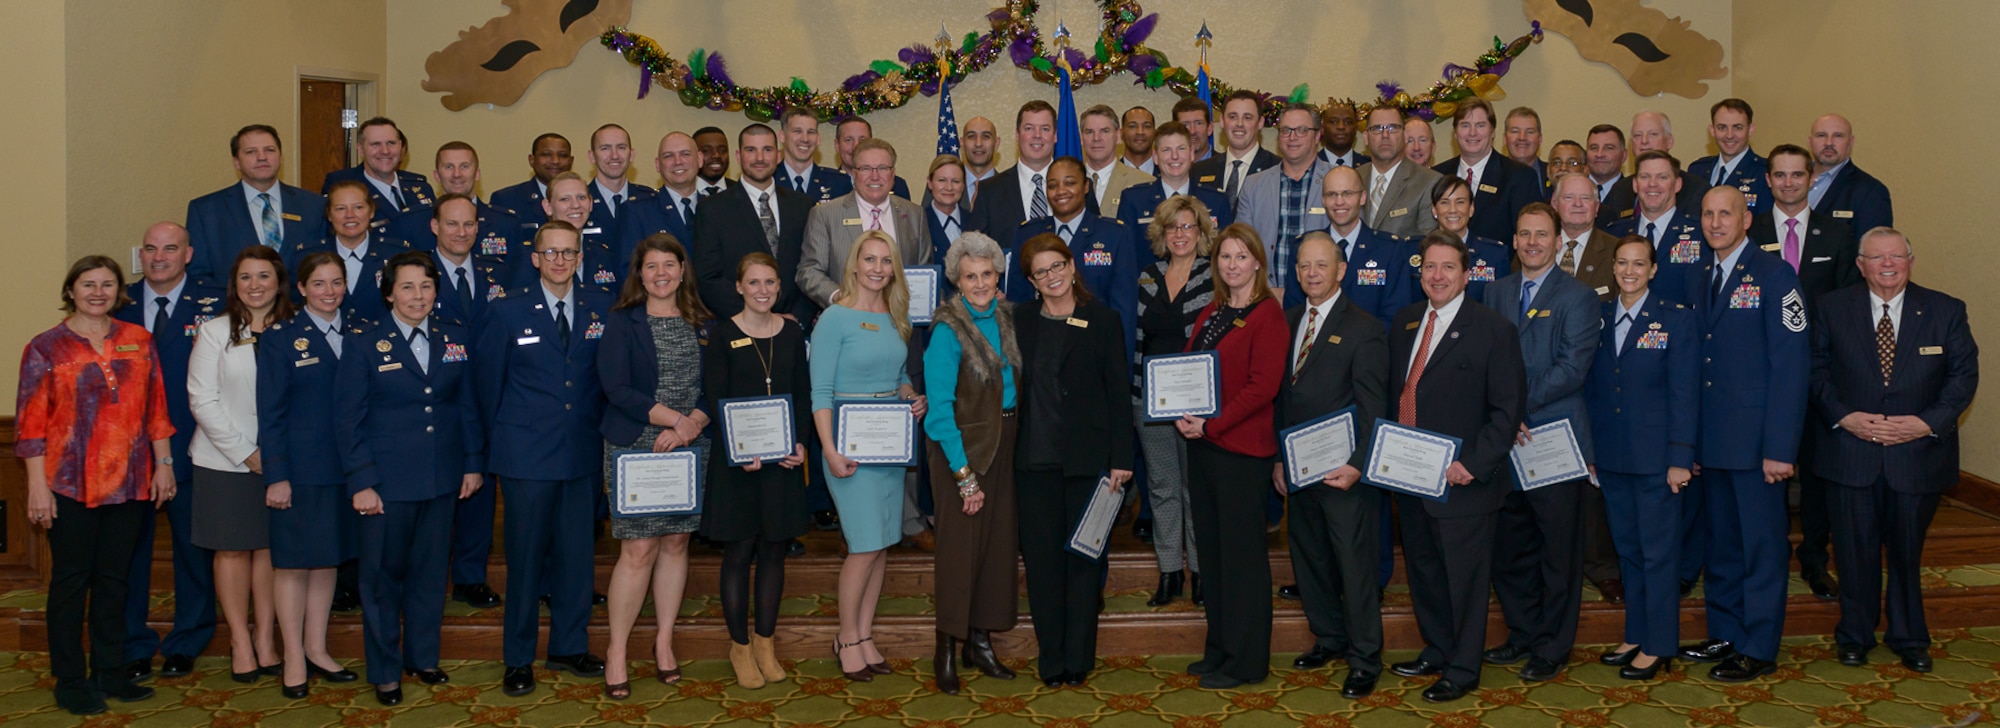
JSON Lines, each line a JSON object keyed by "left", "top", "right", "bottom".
{"left": 15, "top": 255, "right": 175, "bottom": 716}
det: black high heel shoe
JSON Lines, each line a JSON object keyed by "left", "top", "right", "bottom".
{"left": 833, "top": 638, "right": 873, "bottom": 682}
{"left": 859, "top": 636, "right": 893, "bottom": 675}
{"left": 281, "top": 681, "right": 309, "bottom": 699}
{"left": 308, "top": 662, "right": 359, "bottom": 683}
{"left": 1599, "top": 646, "right": 1639, "bottom": 667}
{"left": 1620, "top": 655, "right": 1671, "bottom": 680}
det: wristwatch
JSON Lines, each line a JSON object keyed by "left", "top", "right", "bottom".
{"left": 158, "top": 455, "right": 175, "bottom": 466}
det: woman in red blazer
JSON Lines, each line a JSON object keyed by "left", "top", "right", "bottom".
{"left": 1175, "top": 222, "right": 1287, "bottom": 689}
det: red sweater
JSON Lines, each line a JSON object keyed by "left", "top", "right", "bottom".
{"left": 1186, "top": 297, "right": 1286, "bottom": 457}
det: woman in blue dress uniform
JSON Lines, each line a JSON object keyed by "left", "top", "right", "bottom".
{"left": 255, "top": 251, "right": 361, "bottom": 697}
{"left": 1429, "top": 175, "right": 1512, "bottom": 302}
{"left": 1584, "top": 235, "right": 1698, "bottom": 680}
{"left": 334, "top": 252, "right": 484, "bottom": 706}
{"left": 810, "top": 230, "right": 926, "bottom": 681}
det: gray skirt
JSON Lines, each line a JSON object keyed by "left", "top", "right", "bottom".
{"left": 190, "top": 466, "right": 271, "bottom": 551}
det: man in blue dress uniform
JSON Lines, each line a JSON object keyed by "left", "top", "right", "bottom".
{"left": 320, "top": 117, "right": 436, "bottom": 236}
{"left": 398, "top": 142, "right": 532, "bottom": 290}
{"left": 584, "top": 124, "right": 655, "bottom": 234}
{"left": 1687, "top": 99, "right": 1770, "bottom": 217}
{"left": 427, "top": 193, "right": 509, "bottom": 609}
{"left": 615, "top": 132, "right": 702, "bottom": 267}
{"left": 490, "top": 133, "right": 574, "bottom": 230}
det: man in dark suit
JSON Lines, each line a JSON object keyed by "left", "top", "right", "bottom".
{"left": 1807, "top": 114, "right": 1893, "bottom": 239}
{"left": 489, "top": 133, "right": 573, "bottom": 229}
{"left": 616, "top": 132, "right": 702, "bottom": 267}
{"left": 321, "top": 117, "right": 436, "bottom": 235}
{"left": 1677, "top": 187, "right": 1810, "bottom": 683}
{"left": 1754, "top": 143, "right": 1862, "bottom": 600}
{"left": 185, "top": 124, "right": 327, "bottom": 282}
{"left": 1481, "top": 203, "right": 1601, "bottom": 682}
{"left": 1584, "top": 125, "right": 1636, "bottom": 230}
{"left": 1360, "top": 106, "right": 1444, "bottom": 239}
{"left": 1688, "top": 98, "right": 1771, "bottom": 217}
{"left": 1608, "top": 151, "right": 1708, "bottom": 301}
{"left": 1191, "top": 91, "right": 1280, "bottom": 205}
{"left": 1503, "top": 107, "right": 1547, "bottom": 192}
{"left": 1432, "top": 100, "right": 1540, "bottom": 244}
{"left": 691, "top": 123, "right": 815, "bottom": 321}
{"left": 1386, "top": 236, "right": 1527, "bottom": 703}
{"left": 967, "top": 100, "right": 1058, "bottom": 245}
{"left": 1275, "top": 233, "right": 1390, "bottom": 697}
{"left": 1316, "top": 100, "right": 1370, "bottom": 168}
{"left": 1810, "top": 228, "right": 1978, "bottom": 674}
{"left": 115, "top": 223, "right": 224, "bottom": 683}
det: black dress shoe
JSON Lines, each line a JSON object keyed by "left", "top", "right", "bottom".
{"left": 1190, "top": 573, "right": 1205, "bottom": 607}
{"left": 1680, "top": 639, "right": 1735, "bottom": 663}
{"left": 1198, "top": 672, "right": 1258, "bottom": 690}
{"left": 1041, "top": 672, "right": 1066, "bottom": 687}
{"left": 1147, "top": 571, "right": 1184, "bottom": 607}
{"left": 1391, "top": 658, "right": 1443, "bottom": 677}
{"left": 1064, "top": 674, "right": 1086, "bottom": 687}
{"left": 1599, "top": 647, "right": 1639, "bottom": 666}
{"left": 592, "top": 591, "right": 608, "bottom": 606}
{"left": 1679, "top": 578, "right": 1697, "bottom": 598}
{"left": 452, "top": 583, "right": 503, "bottom": 609}
{"left": 98, "top": 677, "right": 154, "bottom": 703}
{"left": 309, "top": 662, "right": 359, "bottom": 683}
{"left": 282, "top": 682, "right": 309, "bottom": 699}
{"left": 1483, "top": 643, "right": 1532, "bottom": 665}
{"left": 1293, "top": 645, "right": 1339, "bottom": 669}
{"left": 1132, "top": 518, "right": 1154, "bottom": 543}
{"left": 57, "top": 686, "right": 108, "bottom": 716}
{"left": 1597, "top": 578, "right": 1626, "bottom": 604}
{"left": 1895, "top": 647, "right": 1933, "bottom": 673}
{"left": 813, "top": 509, "right": 840, "bottom": 531}
{"left": 1620, "top": 656, "right": 1670, "bottom": 681}
{"left": 405, "top": 667, "right": 450, "bottom": 685}
{"left": 1421, "top": 679, "right": 1469, "bottom": 703}
{"left": 375, "top": 686, "right": 402, "bottom": 706}
{"left": 1341, "top": 672, "right": 1377, "bottom": 698}
{"left": 123, "top": 658, "right": 154, "bottom": 683}
{"left": 1837, "top": 644, "right": 1869, "bottom": 666}
{"left": 1519, "top": 656, "right": 1562, "bottom": 682}
{"left": 502, "top": 666, "right": 536, "bottom": 696}
{"left": 545, "top": 653, "right": 607, "bottom": 677}
{"left": 1279, "top": 583, "right": 1301, "bottom": 600}
{"left": 1186, "top": 658, "right": 1217, "bottom": 676}
{"left": 1803, "top": 568, "right": 1839, "bottom": 600}
{"left": 1709, "top": 654, "right": 1777, "bottom": 682}
{"left": 160, "top": 654, "right": 195, "bottom": 677}
{"left": 785, "top": 539, "right": 806, "bottom": 557}
{"left": 331, "top": 589, "right": 361, "bottom": 613}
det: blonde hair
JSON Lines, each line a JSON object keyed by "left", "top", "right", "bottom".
{"left": 835, "top": 230, "right": 912, "bottom": 342}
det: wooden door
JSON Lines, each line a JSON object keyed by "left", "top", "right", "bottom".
{"left": 299, "top": 79, "right": 349, "bottom": 193}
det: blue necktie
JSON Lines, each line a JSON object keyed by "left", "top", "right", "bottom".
{"left": 1520, "top": 279, "right": 1537, "bottom": 322}
{"left": 680, "top": 197, "right": 696, "bottom": 227}
{"left": 259, "top": 193, "right": 283, "bottom": 250}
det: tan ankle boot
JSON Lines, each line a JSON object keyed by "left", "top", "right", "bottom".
{"left": 752, "top": 634, "right": 787, "bottom": 683}
{"left": 729, "top": 641, "right": 765, "bottom": 689}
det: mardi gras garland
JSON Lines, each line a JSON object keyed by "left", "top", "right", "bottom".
{"left": 600, "top": 0, "right": 1542, "bottom": 124}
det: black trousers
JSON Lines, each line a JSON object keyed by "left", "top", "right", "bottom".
{"left": 1186, "top": 441, "right": 1272, "bottom": 683}
{"left": 1286, "top": 478, "right": 1383, "bottom": 677}
{"left": 1795, "top": 435, "right": 1833, "bottom": 573}
{"left": 1578, "top": 484, "right": 1622, "bottom": 583}
{"left": 1398, "top": 493, "right": 1498, "bottom": 689}
{"left": 1490, "top": 478, "right": 1585, "bottom": 662}
{"left": 1017, "top": 468, "right": 1106, "bottom": 679}
{"left": 46, "top": 496, "right": 149, "bottom": 690}
{"left": 1828, "top": 476, "right": 1940, "bottom": 651}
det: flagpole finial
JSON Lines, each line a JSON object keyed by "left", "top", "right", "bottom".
{"left": 935, "top": 23, "right": 950, "bottom": 49}
{"left": 1054, "top": 21, "right": 1073, "bottom": 48}
{"left": 1196, "top": 22, "right": 1213, "bottom": 46}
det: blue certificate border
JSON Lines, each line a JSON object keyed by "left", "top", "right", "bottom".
{"left": 906, "top": 265, "right": 942, "bottom": 325}
{"left": 1362, "top": 418, "right": 1462, "bottom": 502}
{"left": 834, "top": 400, "right": 918, "bottom": 466}
{"left": 1508, "top": 418, "right": 1590, "bottom": 491}
{"left": 720, "top": 395, "right": 796, "bottom": 465}
{"left": 1141, "top": 350, "right": 1222, "bottom": 422}
{"left": 1064, "top": 473, "right": 1119, "bottom": 561}
{"left": 1280, "top": 406, "right": 1358, "bottom": 493}
{"left": 611, "top": 447, "right": 704, "bottom": 518}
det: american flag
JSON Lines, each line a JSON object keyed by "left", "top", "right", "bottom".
{"left": 935, "top": 73, "right": 960, "bottom": 157}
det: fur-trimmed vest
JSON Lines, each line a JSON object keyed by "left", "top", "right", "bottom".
{"left": 933, "top": 294, "right": 1020, "bottom": 473}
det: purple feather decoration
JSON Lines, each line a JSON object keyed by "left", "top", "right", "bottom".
{"left": 841, "top": 71, "right": 879, "bottom": 92}
{"left": 638, "top": 67, "right": 653, "bottom": 99}
{"left": 1128, "top": 53, "right": 1159, "bottom": 76}
{"left": 1375, "top": 81, "right": 1403, "bottom": 100}
{"left": 1122, "top": 13, "right": 1158, "bottom": 48}
{"left": 1488, "top": 58, "right": 1512, "bottom": 76}
{"left": 901, "top": 44, "right": 936, "bottom": 67}
{"left": 920, "top": 80, "right": 940, "bottom": 97}
{"left": 1009, "top": 34, "right": 1037, "bottom": 66}
{"left": 1061, "top": 47, "right": 1088, "bottom": 71}
{"left": 988, "top": 8, "right": 1012, "bottom": 25}
{"left": 609, "top": 32, "right": 633, "bottom": 52}
{"left": 1441, "top": 62, "right": 1474, "bottom": 79}
{"left": 706, "top": 52, "right": 733, "bottom": 87}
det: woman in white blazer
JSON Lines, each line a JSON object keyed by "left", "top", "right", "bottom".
{"left": 188, "top": 246, "right": 294, "bottom": 682}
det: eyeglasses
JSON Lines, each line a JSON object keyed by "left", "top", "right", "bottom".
{"left": 1277, "top": 126, "right": 1316, "bottom": 138}
{"left": 1860, "top": 254, "right": 1912, "bottom": 264}
{"left": 1166, "top": 223, "right": 1200, "bottom": 233}
{"left": 535, "top": 249, "right": 582, "bottom": 261}
{"left": 1029, "top": 259, "right": 1071, "bottom": 281}
{"left": 1323, "top": 190, "right": 1362, "bottom": 200}
{"left": 851, "top": 165, "right": 894, "bottom": 175}
{"left": 1365, "top": 125, "right": 1402, "bottom": 135}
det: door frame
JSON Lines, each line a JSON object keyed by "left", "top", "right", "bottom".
{"left": 292, "top": 66, "right": 381, "bottom": 187}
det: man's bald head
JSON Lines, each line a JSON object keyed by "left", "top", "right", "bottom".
{"left": 139, "top": 221, "right": 193, "bottom": 287}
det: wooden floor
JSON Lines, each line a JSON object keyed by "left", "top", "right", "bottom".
{"left": 6, "top": 485, "right": 2000, "bottom": 662}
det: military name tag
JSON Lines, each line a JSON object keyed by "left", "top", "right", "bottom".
{"left": 1760, "top": 243, "right": 1782, "bottom": 252}
{"left": 1138, "top": 216, "right": 1155, "bottom": 224}
{"left": 582, "top": 227, "right": 603, "bottom": 235}
{"left": 1920, "top": 346, "right": 1944, "bottom": 355}
{"left": 517, "top": 335, "right": 541, "bottom": 345}
{"left": 1595, "top": 286, "right": 1610, "bottom": 296}
{"left": 295, "top": 357, "right": 320, "bottom": 367}
{"left": 1832, "top": 210, "right": 1854, "bottom": 219}
{"left": 1199, "top": 175, "right": 1216, "bottom": 182}
{"left": 378, "top": 362, "right": 402, "bottom": 372}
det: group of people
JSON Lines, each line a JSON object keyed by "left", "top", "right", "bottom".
{"left": 14, "top": 88, "right": 1975, "bottom": 716}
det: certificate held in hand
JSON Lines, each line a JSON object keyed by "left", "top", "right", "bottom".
{"left": 612, "top": 448, "right": 703, "bottom": 517}
{"left": 1509, "top": 418, "right": 1589, "bottom": 491}
{"left": 906, "top": 266, "right": 942, "bottom": 325}
{"left": 1280, "top": 407, "right": 1357, "bottom": 492}
{"left": 720, "top": 395, "right": 796, "bottom": 465}
{"left": 1142, "top": 351, "right": 1221, "bottom": 422}
{"left": 1363, "top": 419, "right": 1461, "bottom": 502}
{"left": 834, "top": 400, "right": 918, "bottom": 466}
{"left": 1065, "top": 473, "right": 1121, "bottom": 560}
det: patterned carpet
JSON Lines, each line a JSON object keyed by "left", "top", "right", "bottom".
{"left": 0, "top": 628, "right": 1995, "bottom": 726}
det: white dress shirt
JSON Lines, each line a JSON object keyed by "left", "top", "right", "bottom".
{"left": 143, "top": 276, "right": 188, "bottom": 331}
{"left": 1015, "top": 160, "right": 1054, "bottom": 215}
{"left": 857, "top": 196, "right": 896, "bottom": 242}
{"left": 241, "top": 180, "right": 284, "bottom": 243}
{"left": 1406, "top": 292, "right": 1466, "bottom": 376}
{"left": 337, "top": 236, "right": 372, "bottom": 294}
{"left": 1291, "top": 290, "right": 1342, "bottom": 372}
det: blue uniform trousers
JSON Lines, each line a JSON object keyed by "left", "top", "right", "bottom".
{"left": 449, "top": 474, "right": 496, "bottom": 586}
{"left": 358, "top": 491, "right": 453, "bottom": 684}
{"left": 1701, "top": 467, "right": 1789, "bottom": 661}
{"left": 1600, "top": 471, "right": 1683, "bottom": 657}
{"left": 123, "top": 477, "right": 216, "bottom": 661}
{"left": 502, "top": 477, "right": 595, "bottom": 667}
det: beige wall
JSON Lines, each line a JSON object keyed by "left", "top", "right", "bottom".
{"left": 1736, "top": 0, "right": 1999, "bottom": 476}
{"left": 386, "top": 0, "right": 1729, "bottom": 192}
{"left": 1, "top": 2, "right": 70, "bottom": 404}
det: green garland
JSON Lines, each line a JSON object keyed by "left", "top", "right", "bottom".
{"left": 600, "top": 1, "right": 1542, "bottom": 124}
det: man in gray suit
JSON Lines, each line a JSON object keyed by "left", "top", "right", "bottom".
{"left": 1479, "top": 201, "right": 1601, "bottom": 682}
{"left": 1360, "top": 106, "right": 1442, "bottom": 239}
{"left": 1235, "top": 102, "right": 1333, "bottom": 298}
{"left": 797, "top": 137, "right": 934, "bottom": 307}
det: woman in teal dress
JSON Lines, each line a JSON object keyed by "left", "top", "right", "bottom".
{"left": 810, "top": 230, "right": 926, "bottom": 681}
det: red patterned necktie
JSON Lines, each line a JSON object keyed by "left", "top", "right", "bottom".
{"left": 1399, "top": 310, "right": 1439, "bottom": 425}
